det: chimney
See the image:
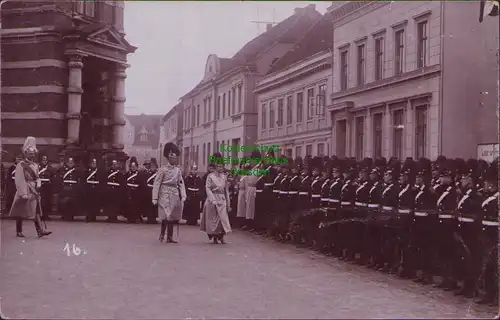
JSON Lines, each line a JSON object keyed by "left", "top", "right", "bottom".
{"left": 266, "top": 23, "right": 272, "bottom": 31}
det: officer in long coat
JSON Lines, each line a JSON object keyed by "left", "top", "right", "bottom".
{"left": 59, "top": 157, "right": 81, "bottom": 221}
{"left": 125, "top": 157, "right": 144, "bottom": 223}
{"left": 183, "top": 163, "right": 203, "bottom": 225}
{"left": 365, "top": 158, "right": 386, "bottom": 267}
{"left": 476, "top": 159, "right": 498, "bottom": 305}
{"left": 353, "top": 158, "right": 372, "bottom": 264}
{"left": 143, "top": 158, "right": 159, "bottom": 224}
{"left": 38, "top": 154, "right": 53, "bottom": 220}
{"left": 105, "top": 159, "right": 125, "bottom": 222}
{"left": 84, "top": 158, "right": 103, "bottom": 222}
{"left": 325, "top": 158, "right": 344, "bottom": 256}
{"left": 338, "top": 160, "right": 357, "bottom": 260}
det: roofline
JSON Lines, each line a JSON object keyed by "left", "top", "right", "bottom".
{"left": 163, "top": 103, "right": 180, "bottom": 122}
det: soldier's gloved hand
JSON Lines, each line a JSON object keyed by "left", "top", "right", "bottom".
{"left": 152, "top": 199, "right": 158, "bottom": 206}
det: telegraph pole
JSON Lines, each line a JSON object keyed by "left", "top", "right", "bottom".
{"left": 251, "top": 7, "right": 277, "bottom": 34}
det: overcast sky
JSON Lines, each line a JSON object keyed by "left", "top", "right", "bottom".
{"left": 123, "top": 1, "right": 330, "bottom": 116}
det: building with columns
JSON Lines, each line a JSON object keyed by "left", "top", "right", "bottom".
{"left": 255, "top": 12, "right": 334, "bottom": 159}
{"left": 179, "top": 4, "right": 322, "bottom": 174}
{"left": 1, "top": 1, "right": 136, "bottom": 165}
{"left": 328, "top": 1, "right": 498, "bottom": 160}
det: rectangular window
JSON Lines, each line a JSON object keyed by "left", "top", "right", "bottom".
{"left": 277, "top": 98, "right": 284, "bottom": 127}
{"left": 417, "top": 21, "right": 428, "bottom": 68}
{"left": 286, "top": 149, "right": 293, "bottom": 158}
{"left": 357, "top": 44, "right": 365, "bottom": 85}
{"left": 191, "top": 106, "right": 195, "bottom": 128}
{"left": 222, "top": 93, "right": 226, "bottom": 118}
{"left": 216, "top": 96, "right": 221, "bottom": 120}
{"left": 286, "top": 96, "right": 293, "bottom": 125}
{"left": 415, "top": 106, "right": 427, "bottom": 158}
{"left": 208, "top": 143, "right": 211, "bottom": 155}
{"left": 306, "top": 144, "right": 313, "bottom": 156}
{"left": 269, "top": 101, "right": 275, "bottom": 129}
{"left": 203, "top": 143, "right": 206, "bottom": 165}
{"left": 196, "top": 105, "right": 200, "bottom": 126}
{"left": 207, "top": 97, "right": 211, "bottom": 122}
{"left": 395, "top": 29, "right": 405, "bottom": 75}
{"left": 373, "top": 113, "right": 383, "bottom": 159}
{"left": 216, "top": 141, "right": 220, "bottom": 154}
{"left": 307, "top": 88, "right": 314, "bottom": 120}
{"left": 238, "top": 85, "right": 242, "bottom": 112}
{"left": 296, "top": 92, "right": 303, "bottom": 123}
{"left": 232, "top": 88, "right": 236, "bottom": 114}
{"left": 317, "top": 143, "right": 325, "bottom": 157}
{"left": 261, "top": 103, "right": 267, "bottom": 129}
{"left": 228, "top": 91, "right": 232, "bottom": 116}
{"left": 196, "top": 145, "right": 199, "bottom": 165}
{"left": 295, "top": 146, "right": 302, "bottom": 158}
{"left": 355, "top": 117, "right": 364, "bottom": 160}
{"left": 318, "top": 84, "right": 326, "bottom": 117}
{"left": 203, "top": 100, "right": 207, "bottom": 123}
{"left": 336, "top": 120, "right": 347, "bottom": 157}
{"left": 393, "top": 110, "right": 404, "bottom": 159}
{"left": 375, "top": 37, "right": 384, "bottom": 80}
{"left": 340, "top": 50, "right": 348, "bottom": 90}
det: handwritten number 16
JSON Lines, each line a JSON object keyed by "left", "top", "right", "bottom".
{"left": 63, "top": 243, "right": 81, "bottom": 256}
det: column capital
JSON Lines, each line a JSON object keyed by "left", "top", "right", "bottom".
{"left": 66, "top": 53, "right": 84, "bottom": 69}
{"left": 114, "top": 67, "right": 127, "bottom": 79}
{"left": 66, "top": 112, "right": 82, "bottom": 120}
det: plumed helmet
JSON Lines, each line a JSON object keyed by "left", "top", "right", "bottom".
{"left": 432, "top": 155, "right": 447, "bottom": 171}
{"left": 22, "top": 136, "right": 37, "bottom": 154}
{"left": 416, "top": 157, "right": 432, "bottom": 179}
{"left": 163, "top": 142, "right": 180, "bottom": 158}
{"left": 129, "top": 156, "right": 138, "bottom": 166}
{"left": 358, "top": 157, "right": 373, "bottom": 174}
{"left": 400, "top": 157, "right": 416, "bottom": 178}
{"left": 294, "top": 156, "right": 303, "bottom": 170}
{"left": 385, "top": 159, "right": 401, "bottom": 178}
{"left": 439, "top": 158, "right": 455, "bottom": 177}
{"left": 454, "top": 158, "right": 466, "bottom": 177}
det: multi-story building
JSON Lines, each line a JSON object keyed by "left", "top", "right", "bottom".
{"left": 255, "top": 12, "right": 334, "bottom": 159}
{"left": 123, "top": 114, "right": 163, "bottom": 167}
{"left": 1, "top": 1, "right": 136, "bottom": 165}
{"left": 180, "top": 5, "right": 322, "bottom": 173}
{"left": 160, "top": 103, "right": 184, "bottom": 167}
{"left": 328, "top": 1, "right": 498, "bottom": 160}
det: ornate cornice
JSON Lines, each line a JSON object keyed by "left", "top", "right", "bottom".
{"left": 333, "top": 2, "right": 390, "bottom": 28}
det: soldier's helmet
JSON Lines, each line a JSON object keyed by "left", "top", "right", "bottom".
{"left": 463, "top": 158, "right": 479, "bottom": 181}
{"left": 344, "top": 158, "right": 357, "bottom": 180}
{"left": 432, "top": 155, "right": 447, "bottom": 172}
{"left": 331, "top": 157, "right": 342, "bottom": 174}
{"left": 150, "top": 158, "right": 158, "bottom": 167}
{"left": 385, "top": 158, "right": 401, "bottom": 180}
{"left": 476, "top": 159, "right": 489, "bottom": 183}
{"left": 163, "top": 143, "right": 180, "bottom": 158}
{"left": 129, "top": 156, "right": 138, "bottom": 167}
{"left": 439, "top": 158, "right": 455, "bottom": 178}
{"left": 311, "top": 156, "right": 323, "bottom": 172}
{"left": 453, "top": 158, "right": 466, "bottom": 178}
{"left": 358, "top": 157, "right": 373, "bottom": 175}
{"left": 370, "top": 157, "right": 386, "bottom": 177}
{"left": 416, "top": 157, "right": 432, "bottom": 181}
{"left": 294, "top": 156, "right": 303, "bottom": 171}
{"left": 400, "top": 157, "right": 416, "bottom": 180}
{"left": 485, "top": 158, "right": 499, "bottom": 183}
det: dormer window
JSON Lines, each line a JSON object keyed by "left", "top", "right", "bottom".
{"left": 140, "top": 133, "right": 148, "bottom": 142}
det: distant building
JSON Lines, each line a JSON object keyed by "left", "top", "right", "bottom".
{"left": 1, "top": 1, "right": 136, "bottom": 165}
{"left": 179, "top": 5, "right": 322, "bottom": 173}
{"left": 123, "top": 114, "right": 163, "bottom": 167}
{"left": 328, "top": 1, "right": 498, "bottom": 160}
{"left": 159, "top": 103, "right": 184, "bottom": 167}
{"left": 255, "top": 12, "right": 334, "bottom": 159}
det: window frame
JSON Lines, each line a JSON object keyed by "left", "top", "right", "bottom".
{"left": 277, "top": 98, "right": 284, "bottom": 127}
{"left": 306, "top": 144, "right": 313, "bottom": 157}
{"left": 415, "top": 105, "right": 428, "bottom": 159}
{"left": 356, "top": 43, "right": 365, "bottom": 86}
{"left": 339, "top": 49, "right": 349, "bottom": 90}
{"left": 416, "top": 20, "right": 429, "bottom": 68}
{"left": 269, "top": 101, "right": 275, "bottom": 129}
{"left": 296, "top": 92, "right": 303, "bottom": 123}
{"left": 307, "top": 88, "right": 315, "bottom": 120}
{"left": 261, "top": 103, "right": 267, "bottom": 130}
{"left": 392, "top": 109, "right": 404, "bottom": 160}
{"left": 394, "top": 28, "right": 405, "bottom": 75}
{"left": 374, "top": 36, "right": 385, "bottom": 81}
{"left": 355, "top": 116, "right": 364, "bottom": 160}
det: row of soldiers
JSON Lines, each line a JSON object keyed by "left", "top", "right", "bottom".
{"left": 1, "top": 155, "right": 161, "bottom": 223}
{"left": 232, "top": 154, "right": 498, "bottom": 306}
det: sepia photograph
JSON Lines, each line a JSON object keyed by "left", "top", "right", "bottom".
{"left": 0, "top": 0, "right": 499, "bottom": 318}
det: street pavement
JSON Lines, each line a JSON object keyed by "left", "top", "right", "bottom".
{"left": 0, "top": 219, "right": 497, "bottom": 319}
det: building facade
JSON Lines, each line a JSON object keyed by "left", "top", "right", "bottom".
{"left": 1, "top": 0, "right": 136, "bottom": 165}
{"left": 160, "top": 103, "right": 184, "bottom": 167}
{"left": 255, "top": 13, "right": 334, "bottom": 158}
{"left": 328, "top": 1, "right": 498, "bottom": 160}
{"left": 123, "top": 114, "right": 163, "bottom": 167}
{"left": 180, "top": 5, "right": 322, "bottom": 173}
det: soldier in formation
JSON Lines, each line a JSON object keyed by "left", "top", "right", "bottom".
{"left": 183, "top": 163, "right": 203, "bottom": 226}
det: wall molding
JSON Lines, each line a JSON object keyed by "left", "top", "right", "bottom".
{"left": 2, "top": 59, "right": 67, "bottom": 69}
{"left": 1, "top": 112, "right": 66, "bottom": 120}
{"left": 2, "top": 85, "right": 65, "bottom": 94}
{"left": 2, "top": 137, "right": 66, "bottom": 145}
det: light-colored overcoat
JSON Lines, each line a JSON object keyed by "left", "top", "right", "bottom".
{"left": 152, "top": 163, "right": 187, "bottom": 222}
{"left": 200, "top": 172, "right": 232, "bottom": 235}
{"left": 236, "top": 175, "right": 247, "bottom": 218}
{"left": 245, "top": 175, "right": 258, "bottom": 220}
{"left": 9, "top": 159, "right": 42, "bottom": 219}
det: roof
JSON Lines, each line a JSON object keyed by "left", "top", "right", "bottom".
{"left": 267, "top": 12, "right": 334, "bottom": 75}
{"left": 163, "top": 103, "right": 181, "bottom": 122}
{"left": 125, "top": 114, "right": 164, "bottom": 148}
{"left": 182, "top": 5, "right": 321, "bottom": 99}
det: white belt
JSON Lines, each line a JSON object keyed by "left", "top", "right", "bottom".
{"left": 382, "top": 206, "right": 394, "bottom": 211}
{"left": 188, "top": 188, "right": 199, "bottom": 192}
{"left": 288, "top": 191, "right": 298, "bottom": 194}
{"left": 482, "top": 220, "right": 499, "bottom": 226}
{"left": 341, "top": 201, "right": 351, "bottom": 206}
{"left": 321, "top": 198, "right": 330, "bottom": 202}
{"left": 329, "top": 199, "right": 340, "bottom": 203}
{"left": 107, "top": 182, "right": 120, "bottom": 187}
{"left": 147, "top": 184, "right": 153, "bottom": 188}
{"left": 256, "top": 190, "right": 263, "bottom": 193}
{"left": 399, "top": 209, "right": 411, "bottom": 214}
{"left": 439, "top": 214, "right": 454, "bottom": 219}
{"left": 355, "top": 202, "right": 367, "bottom": 206}
{"left": 368, "top": 204, "right": 379, "bottom": 208}
{"left": 86, "top": 181, "right": 99, "bottom": 184}
{"left": 127, "top": 183, "right": 139, "bottom": 188}
{"left": 299, "top": 192, "right": 308, "bottom": 195}
{"left": 273, "top": 190, "right": 280, "bottom": 193}
{"left": 414, "top": 211, "right": 428, "bottom": 217}
{"left": 280, "top": 191, "right": 288, "bottom": 195}
{"left": 40, "top": 178, "right": 50, "bottom": 182}
{"left": 265, "top": 183, "right": 273, "bottom": 187}
{"left": 311, "top": 194, "right": 321, "bottom": 198}
{"left": 458, "top": 217, "right": 474, "bottom": 223}
{"left": 63, "top": 180, "right": 77, "bottom": 184}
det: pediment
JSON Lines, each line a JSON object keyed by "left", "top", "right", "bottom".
{"left": 87, "top": 25, "right": 136, "bottom": 53}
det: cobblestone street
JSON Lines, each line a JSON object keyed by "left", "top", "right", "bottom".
{"left": 0, "top": 220, "right": 497, "bottom": 319}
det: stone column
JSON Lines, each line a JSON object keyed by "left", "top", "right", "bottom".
{"left": 111, "top": 64, "right": 127, "bottom": 150}
{"left": 66, "top": 54, "right": 84, "bottom": 144}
